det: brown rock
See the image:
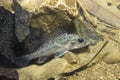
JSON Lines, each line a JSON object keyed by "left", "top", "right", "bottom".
{"left": 18, "top": 58, "right": 69, "bottom": 80}
{"left": 0, "top": 0, "right": 78, "bottom": 33}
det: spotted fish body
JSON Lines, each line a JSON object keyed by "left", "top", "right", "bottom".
{"left": 14, "top": 33, "right": 90, "bottom": 67}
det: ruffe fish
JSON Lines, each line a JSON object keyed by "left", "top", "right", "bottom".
{"left": 14, "top": 32, "right": 90, "bottom": 67}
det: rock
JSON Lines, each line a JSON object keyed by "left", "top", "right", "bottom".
{"left": 16, "top": 0, "right": 78, "bottom": 33}
{"left": 0, "top": 0, "right": 78, "bottom": 33}
{"left": 19, "top": 0, "right": 78, "bottom": 16}
{"left": 0, "top": 0, "right": 13, "bottom": 12}
{"left": 0, "top": 0, "right": 78, "bottom": 15}
{"left": 0, "top": 6, "right": 18, "bottom": 67}
{"left": 63, "top": 52, "right": 78, "bottom": 64}
{"left": 103, "top": 52, "right": 120, "bottom": 64}
{"left": 18, "top": 58, "right": 69, "bottom": 80}
{"left": 0, "top": 67, "right": 18, "bottom": 80}
{"left": 103, "top": 40, "right": 120, "bottom": 64}
{"left": 77, "top": 0, "right": 120, "bottom": 29}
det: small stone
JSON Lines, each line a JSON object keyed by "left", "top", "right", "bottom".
{"left": 47, "top": 77, "right": 55, "bottom": 80}
{"left": 70, "top": 59, "right": 77, "bottom": 64}
{"left": 103, "top": 52, "right": 120, "bottom": 64}
{"left": 117, "top": 4, "right": 120, "bottom": 10}
{"left": 63, "top": 52, "right": 78, "bottom": 64}
{"left": 107, "top": 3, "right": 112, "bottom": 6}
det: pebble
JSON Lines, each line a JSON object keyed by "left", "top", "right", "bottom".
{"left": 101, "top": 40, "right": 120, "bottom": 64}
{"left": 63, "top": 52, "right": 78, "bottom": 64}
{"left": 117, "top": 4, "right": 120, "bottom": 10}
{"left": 103, "top": 52, "right": 120, "bottom": 64}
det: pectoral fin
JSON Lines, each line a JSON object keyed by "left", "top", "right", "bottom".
{"left": 54, "top": 50, "right": 68, "bottom": 58}
{"left": 35, "top": 50, "right": 68, "bottom": 64}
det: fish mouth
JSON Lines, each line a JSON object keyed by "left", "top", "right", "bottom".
{"left": 71, "top": 39, "right": 90, "bottom": 50}
{"left": 81, "top": 39, "right": 90, "bottom": 47}
{"left": 69, "top": 40, "right": 90, "bottom": 53}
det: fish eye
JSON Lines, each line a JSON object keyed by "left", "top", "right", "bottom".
{"left": 78, "top": 38, "right": 84, "bottom": 43}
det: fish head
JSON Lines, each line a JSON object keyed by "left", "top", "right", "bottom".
{"left": 66, "top": 34, "right": 90, "bottom": 50}
{"left": 55, "top": 33, "right": 90, "bottom": 50}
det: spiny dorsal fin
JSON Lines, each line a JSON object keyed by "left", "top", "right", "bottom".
{"left": 13, "top": 0, "right": 32, "bottom": 42}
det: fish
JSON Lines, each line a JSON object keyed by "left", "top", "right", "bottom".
{"left": 14, "top": 33, "right": 90, "bottom": 67}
